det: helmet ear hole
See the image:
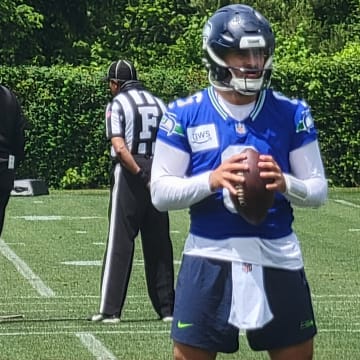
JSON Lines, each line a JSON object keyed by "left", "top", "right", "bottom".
{"left": 213, "top": 67, "right": 230, "bottom": 82}
{"left": 203, "top": 54, "right": 230, "bottom": 83}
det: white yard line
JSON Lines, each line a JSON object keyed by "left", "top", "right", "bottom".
{"left": 333, "top": 199, "right": 360, "bottom": 208}
{"left": 76, "top": 332, "right": 117, "bottom": 360}
{"left": 0, "top": 330, "right": 170, "bottom": 336}
{"left": 0, "top": 294, "right": 151, "bottom": 301}
{"left": 11, "top": 216, "right": 105, "bottom": 221}
{"left": 0, "top": 238, "right": 55, "bottom": 297}
{"left": 312, "top": 294, "right": 360, "bottom": 298}
{"left": 1, "top": 293, "right": 358, "bottom": 301}
{"left": 319, "top": 329, "right": 360, "bottom": 333}
{"left": 61, "top": 259, "right": 182, "bottom": 266}
{"left": 62, "top": 260, "right": 101, "bottom": 266}
{"left": 0, "top": 328, "right": 357, "bottom": 337}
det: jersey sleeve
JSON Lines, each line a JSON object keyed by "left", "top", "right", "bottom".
{"left": 151, "top": 97, "right": 213, "bottom": 211}
{"left": 0, "top": 86, "right": 27, "bottom": 163}
{"left": 105, "top": 100, "right": 125, "bottom": 140}
{"left": 12, "top": 93, "right": 26, "bottom": 162}
{"left": 290, "top": 100, "right": 318, "bottom": 151}
{"left": 157, "top": 107, "right": 191, "bottom": 154}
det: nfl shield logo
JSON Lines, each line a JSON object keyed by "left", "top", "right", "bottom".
{"left": 242, "top": 263, "right": 252, "bottom": 273}
{"left": 235, "top": 122, "right": 247, "bottom": 135}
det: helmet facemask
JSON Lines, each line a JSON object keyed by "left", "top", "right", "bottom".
{"left": 206, "top": 46, "right": 273, "bottom": 95}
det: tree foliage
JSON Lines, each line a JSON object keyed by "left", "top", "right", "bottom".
{"left": 0, "top": 0, "right": 44, "bottom": 64}
{"left": 93, "top": 0, "right": 197, "bottom": 67}
{"left": 1, "top": 0, "right": 359, "bottom": 67}
{"left": 0, "top": 0, "right": 359, "bottom": 187}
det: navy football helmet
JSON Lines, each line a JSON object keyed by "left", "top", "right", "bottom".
{"left": 202, "top": 5, "right": 275, "bottom": 95}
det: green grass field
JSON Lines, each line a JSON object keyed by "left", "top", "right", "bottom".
{"left": 0, "top": 188, "right": 359, "bottom": 360}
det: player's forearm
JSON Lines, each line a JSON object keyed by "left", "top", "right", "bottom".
{"left": 151, "top": 172, "right": 212, "bottom": 211}
{"left": 283, "top": 140, "right": 328, "bottom": 207}
{"left": 151, "top": 140, "right": 213, "bottom": 210}
{"left": 283, "top": 174, "right": 328, "bottom": 207}
{"left": 116, "top": 149, "right": 140, "bottom": 174}
{"left": 112, "top": 137, "right": 140, "bottom": 174}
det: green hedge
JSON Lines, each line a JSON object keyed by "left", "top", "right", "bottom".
{"left": 0, "top": 65, "right": 110, "bottom": 188}
{"left": 0, "top": 48, "right": 358, "bottom": 188}
{"left": 272, "top": 43, "right": 360, "bottom": 187}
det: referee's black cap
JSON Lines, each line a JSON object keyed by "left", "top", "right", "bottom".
{"left": 103, "top": 60, "right": 137, "bottom": 82}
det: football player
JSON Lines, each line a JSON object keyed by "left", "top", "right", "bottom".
{"left": 151, "top": 4, "right": 327, "bottom": 360}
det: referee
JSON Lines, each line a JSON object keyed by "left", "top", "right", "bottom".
{"left": 0, "top": 85, "right": 26, "bottom": 235}
{"left": 89, "top": 60, "right": 175, "bottom": 323}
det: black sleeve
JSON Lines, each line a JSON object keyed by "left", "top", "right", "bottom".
{"left": 0, "top": 86, "right": 27, "bottom": 164}
{"left": 9, "top": 90, "right": 27, "bottom": 164}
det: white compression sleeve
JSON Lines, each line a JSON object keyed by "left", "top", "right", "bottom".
{"left": 151, "top": 140, "right": 328, "bottom": 210}
{"left": 283, "top": 141, "right": 328, "bottom": 207}
{"left": 151, "top": 140, "right": 213, "bottom": 211}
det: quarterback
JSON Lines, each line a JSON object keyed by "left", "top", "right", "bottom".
{"left": 151, "top": 4, "right": 327, "bottom": 360}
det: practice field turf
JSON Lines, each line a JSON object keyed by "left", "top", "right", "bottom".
{"left": 0, "top": 188, "right": 359, "bottom": 359}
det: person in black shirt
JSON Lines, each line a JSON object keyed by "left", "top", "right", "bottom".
{"left": 89, "top": 60, "right": 175, "bottom": 323}
{"left": 0, "top": 85, "right": 26, "bottom": 235}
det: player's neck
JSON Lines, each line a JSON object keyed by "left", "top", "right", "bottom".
{"left": 217, "top": 95, "right": 255, "bottom": 121}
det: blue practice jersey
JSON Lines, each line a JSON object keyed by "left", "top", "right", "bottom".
{"left": 157, "top": 87, "right": 318, "bottom": 240}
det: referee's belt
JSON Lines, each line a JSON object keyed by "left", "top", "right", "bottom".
{"left": 111, "top": 155, "right": 153, "bottom": 166}
{"left": 134, "top": 154, "right": 153, "bottom": 160}
{"left": 112, "top": 154, "right": 153, "bottom": 162}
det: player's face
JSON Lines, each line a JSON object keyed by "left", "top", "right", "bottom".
{"left": 225, "top": 49, "right": 265, "bottom": 80}
{"left": 109, "top": 80, "right": 119, "bottom": 96}
{"left": 216, "top": 49, "right": 266, "bottom": 105}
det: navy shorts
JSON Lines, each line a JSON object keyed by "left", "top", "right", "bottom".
{"left": 171, "top": 255, "right": 317, "bottom": 353}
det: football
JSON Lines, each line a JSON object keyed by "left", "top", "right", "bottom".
{"left": 230, "top": 148, "right": 275, "bottom": 225}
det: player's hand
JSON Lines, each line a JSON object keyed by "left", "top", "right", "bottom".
{"left": 209, "top": 153, "right": 249, "bottom": 195}
{"left": 258, "top": 154, "right": 286, "bottom": 193}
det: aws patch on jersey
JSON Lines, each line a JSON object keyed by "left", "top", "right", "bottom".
{"left": 187, "top": 124, "right": 219, "bottom": 152}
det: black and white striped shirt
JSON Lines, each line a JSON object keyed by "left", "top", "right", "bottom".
{"left": 105, "top": 85, "right": 166, "bottom": 158}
